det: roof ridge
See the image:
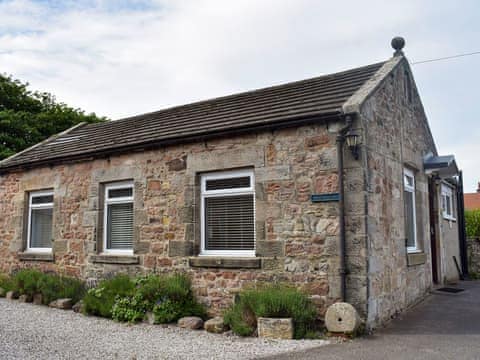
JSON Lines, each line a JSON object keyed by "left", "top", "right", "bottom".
{"left": 89, "top": 60, "right": 386, "bottom": 127}
{"left": 0, "top": 59, "right": 386, "bottom": 172}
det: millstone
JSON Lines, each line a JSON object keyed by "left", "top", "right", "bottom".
{"left": 325, "top": 302, "right": 361, "bottom": 334}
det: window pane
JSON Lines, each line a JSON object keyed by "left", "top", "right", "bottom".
{"left": 107, "top": 202, "right": 133, "bottom": 250}
{"left": 205, "top": 195, "right": 254, "bottom": 250}
{"left": 30, "top": 208, "right": 53, "bottom": 248}
{"left": 206, "top": 176, "right": 251, "bottom": 191}
{"left": 404, "top": 175, "right": 413, "bottom": 188}
{"left": 108, "top": 188, "right": 133, "bottom": 199}
{"left": 404, "top": 191, "right": 416, "bottom": 248}
{"left": 32, "top": 195, "right": 53, "bottom": 204}
{"left": 446, "top": 195, "right": 452, "bottom": 215}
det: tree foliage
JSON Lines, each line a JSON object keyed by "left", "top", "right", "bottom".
{"left": 0, "top": 74, "right": 106, "bottom": 159}
{"left": 465, "top": 209, "right": 480, "bottom": 238}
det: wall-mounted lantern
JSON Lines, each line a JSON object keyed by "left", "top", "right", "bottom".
{"left": 345, "top": 129, "right": 361, "bottom": 160}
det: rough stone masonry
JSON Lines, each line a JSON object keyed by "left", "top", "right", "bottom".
{"left": 0, "top": 121, "right": 345, "bottom": 316}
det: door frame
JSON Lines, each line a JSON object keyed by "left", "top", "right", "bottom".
{"left": 428, "top": 177, "right": 440, "bottom": 284}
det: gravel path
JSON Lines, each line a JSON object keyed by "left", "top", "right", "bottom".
{"left": 0, "top": 299, "right": 330, "bottom": 359}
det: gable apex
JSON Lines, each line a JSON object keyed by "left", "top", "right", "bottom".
{"left": 342, "top": 56, "right": 404, "bottom": 114}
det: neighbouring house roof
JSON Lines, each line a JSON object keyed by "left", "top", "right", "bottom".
{"left": 0, "top": 60, "right": 388, "bottom": 172}
{"left": 465, "top": 193, "right": 480, "bottom": 210}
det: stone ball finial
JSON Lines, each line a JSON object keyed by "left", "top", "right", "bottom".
{"left": 391, "top": 37, "right": 405, "bottom": 56}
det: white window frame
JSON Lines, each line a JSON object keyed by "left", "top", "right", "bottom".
{"left": 441, "top": 184, "right": 456, "bottom": 221}
{"left": 103, "top": 181, "right": 134, "bottom": 255}
{"left": 27, "top": 190, "right": 54, "bottom": 253}
{"left": 200, "top": 169, "right": 255, "bottom": 257}
{"left": 403, "top": 168, "right": 418, "bottom": 253}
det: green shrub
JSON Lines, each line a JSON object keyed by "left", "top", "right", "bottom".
{"left": 13, "top": 269, "right": 44, "bottom": 296}
{"left": 224, "top": 303, "right": 256, "bottom": 336}
{"left": 160, "top": 273, "right": 192, "bottom": 302}
{"left": 10, "top": 269, "right": 85, "bottom": 304}
{"left": 466, "top": 209, "right": 480, "bottom": 238}
{"left": 0, "top": 273, "right": 14, "bottom": 294}
{"left": 152, "top": 297, "right": 207, "bottom": 324}
{"left": 112, "top": 293, "right": 149, "bottom": 323}
{"left": 152, "top": 298, "right": 183, "bottom": 323}
{"left": 143, "top": 274, "right": 206, "bottom": 324}
{"left": 178, "top": 298, "right": 207, "bottom": 319}
{"left": 83, "top": 273, "right": 205, "bottom": 323}
{"left": 11, "top": 269, "right": 85, "bottom": 303}
{"left": 134, "top": 275, "right": 165, "bottom": 306}
{"left": 224, "top": 284, "right": 318, "bottom": 339}
{"left": 38, "top": 274, "right": 85, "bottom": 305}
{"left": 83, "top": 275, "right": 135, "bottom": 318}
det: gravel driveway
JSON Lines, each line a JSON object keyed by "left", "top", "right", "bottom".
{"left": 0, "top": 299, "right": 329, "bottom": 359}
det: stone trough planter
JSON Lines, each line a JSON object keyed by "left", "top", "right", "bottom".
{"left": 257, "top": 318, "right": 294, "bottom": 339}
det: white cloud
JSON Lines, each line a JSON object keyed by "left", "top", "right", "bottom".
{"left": 0, "top": 0, "right": 479, "bottom": 190}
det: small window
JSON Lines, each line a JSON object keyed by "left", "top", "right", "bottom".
{"left": 403, "top": 168, "right": 417, "bottom": 252}
{"left": 103, "top": 182, "right": 134, "bottom": 254}
{"left": 201, "top": 170, "right": 255, "bottom": 256}
{"left": 27, "top": 190, "right": 54, "bottom": 253}
{"left": 441, "top": 184, "right": 456, "bottom": 221}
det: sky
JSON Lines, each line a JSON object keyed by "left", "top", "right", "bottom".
{"left": 0, "top": 0, "right": 479, "bottom": 191}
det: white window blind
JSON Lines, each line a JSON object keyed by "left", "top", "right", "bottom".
{"left": 403, "top": 168, "right": 417, "bottom": 252}
{"left": 201, "top": 170, "right": 255, "bottom": 256}
{"left": 28, "top": 191, "right": 54, "bottom": 252}
{"left": 104, "top": 182, "right": 134, "bottom": 254}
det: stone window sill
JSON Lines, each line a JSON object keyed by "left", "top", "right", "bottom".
{"left": 90, "top": 254, "right": 139, "bottom": 265}
{"left": 189, "top": 257, "right": 261, "bottom": 269}
{"left": 407, "top": 252, "right": 426, "bottom": 266}
{"left": 18, "top": 252, "right": 54, "bottom": 262}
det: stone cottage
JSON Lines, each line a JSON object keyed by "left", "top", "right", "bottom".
{"left": 0, "top": 38, "right": 466, "bottom": 328}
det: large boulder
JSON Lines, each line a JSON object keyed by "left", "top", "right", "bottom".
{"left": 145, "top": 311, "right": 155, "bottom": 325}
{"left": 204, "top": 317, "right": 228, "bottom": 334}
{"left": 33, "top": 293, "right": 43, "bottom": 305}
{"left": 6, "top": 291, "right": 19, "bottom": 300}
{"left": 178, "top": 316, "right": 204, "bottom": 330}
{"left": 49, "top": 298, "right": 73, "bottom": 310}
{"left": 18, "top": 294, "right": 32, "bottom": 303}
{"left": 325, "top": 302, "right": 361, "bottom": 334}
{"left": 257, "top": 318, "right": 294, "bottom": 339}
{"left": 72, "top": 300, "right": 84, "bottom": 313}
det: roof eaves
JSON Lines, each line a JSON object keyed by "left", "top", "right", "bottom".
{"left": 342, "top": 56, "right": 404, "bottom": 114}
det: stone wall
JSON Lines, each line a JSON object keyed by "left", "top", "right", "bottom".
{"left": 0, "top": 122, "right": 347, "bottom": 316}
{"left": 439, "top": 212, "right": 460, "bottom": 283}
{"left": 360, "top": 59, "right": 436, "bottom": 328}
{"left": 467, "top": 237, "right": 480, "bottom": 275}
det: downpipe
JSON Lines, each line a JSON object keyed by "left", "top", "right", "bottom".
{"left": 336, "top": 115, "right": 353, "bottom": 302}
